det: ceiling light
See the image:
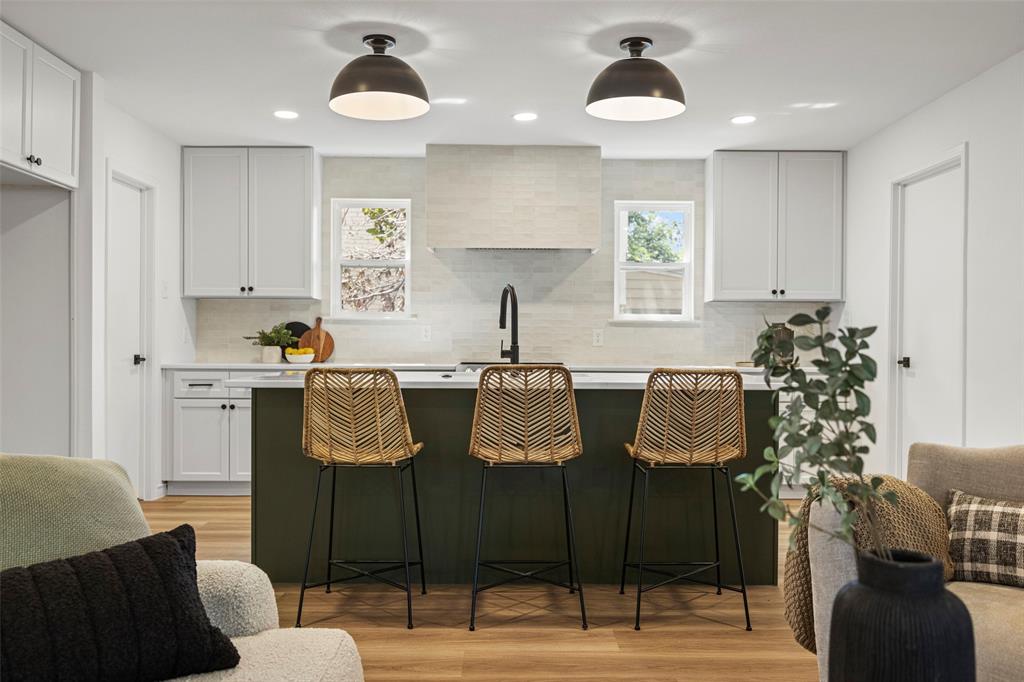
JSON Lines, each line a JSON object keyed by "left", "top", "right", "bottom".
{"left": 513, "top": 112, "right": 538, "bottom": 122}
{"left": 810, "top": 102, "right": 838, "bottom": 109}
{"left": 273, "top": 110, "right": 299, "bottom": 120}
{"left": 433, "top": 97, "right": 467, "bottom": 105}
{"left": 790, "top": 103, "right": 811, "bottom": 109}
{"left": 586, "top": 37, "right": 686, "bottom": 122}
{"left": 328, "top": 34, "right": 430, "bottom": 121}
{"left": 731, "top": 115, "right": 757, "bottom": 125}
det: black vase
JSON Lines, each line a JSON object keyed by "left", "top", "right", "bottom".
{"left": 829, "top": 549, "right": 974, "bottom": 681}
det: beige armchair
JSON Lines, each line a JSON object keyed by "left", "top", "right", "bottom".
{"left": 0, "top": 453, "right": 364, "bottom": 681}
{"left": 808, "top": 444, "right": 1024, "bottom": 682}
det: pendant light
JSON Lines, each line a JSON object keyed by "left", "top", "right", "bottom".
{"left": 329, "top": 34, "right": 430, "bottom": 121}
{"left": 586, "top": 37, "right": 685, "bottom": 122}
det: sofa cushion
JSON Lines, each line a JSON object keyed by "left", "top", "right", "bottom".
{"left": 948, "top": 490, "right": 1024, "bottom": 588}
{"left": 0, "top": 524, "right": 238, "bottom": 681}
{"left": 179, "top": 628, "right": 364, "bottom": 682}
{"left": 947, "top": 581, "right": 1024, "bottom": 682}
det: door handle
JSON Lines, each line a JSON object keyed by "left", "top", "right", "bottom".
{"left": 133, "top": 354, "right": 147, "bottom": 365}
{"left": 897, "top": 356, "right": 911, "bottom": 368}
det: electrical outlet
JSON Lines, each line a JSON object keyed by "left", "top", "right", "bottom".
{"left": 421, "top": 325, "right": 432, "bottom": 342}
{"left": 592, "top": 329, "right": 604, "bottom": 347}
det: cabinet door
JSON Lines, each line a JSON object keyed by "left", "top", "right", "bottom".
{"left": 247, "top": 147, "right": 314, "bottom": 297}
{"left": 229, "top": 399, "right": 251, "bottom": 481}
{"left": 1, "top": 23, "right": 32, "bottom": 171}
{"left": 172, "top": 399, "right": 230, "bottom": 481}
{"left": 709, "top": 151, "right": 779, "bottom": 301}
{"left": 183, "top": 148, "right": 248, "bottom": 297}
{"left": 778, "top": 152, "right": 844, "bottom": 301}
{"left": 28, "top": 43, "right": 79, "bottom": 188}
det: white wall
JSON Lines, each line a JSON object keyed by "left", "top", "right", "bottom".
{"left": 845, "top": 50, "right": 1024, "bottom": 474}
{"left": 0, "top": 185, "right": 71, "bottom": 455}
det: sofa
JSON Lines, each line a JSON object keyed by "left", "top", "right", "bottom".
{"left": 0, "top": 453, "right": 364, "bottom": 681}
{"left": 808, "top": 443, "right": 1024, "bottom": 681}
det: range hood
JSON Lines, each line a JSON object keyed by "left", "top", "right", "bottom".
{"left": 425, "top": 144, "right": 601, "bottom": 252}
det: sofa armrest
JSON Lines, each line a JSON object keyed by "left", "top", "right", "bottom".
{"left": 807, "top": 503, "right": 858, "bottom": 682}
{"left": 197, "top": 560, "right": 279, "bottom": 638}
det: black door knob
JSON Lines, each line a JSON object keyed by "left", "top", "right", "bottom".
{"left": 897, "top": 356, "right": 911, "bottom": 368}
{"left": 133, "top": 354, "right": 146, "bottom": 365}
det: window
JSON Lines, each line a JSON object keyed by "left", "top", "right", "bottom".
{"left": 613, "top": 200, "right": 694, "bottom": 321}
{"left": 331, "top": 198, "right": 412, "bottom": 317}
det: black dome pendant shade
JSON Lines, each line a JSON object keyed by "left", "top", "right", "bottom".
{"left": 586, "top": 37, "right": 686, "bottom": 121}
{"left": 329, "top": 34, "right": 430, "bottom": 121}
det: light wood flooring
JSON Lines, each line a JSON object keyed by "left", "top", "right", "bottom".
{"left": 141, "top": 496, "right": 817, "bottom": 681}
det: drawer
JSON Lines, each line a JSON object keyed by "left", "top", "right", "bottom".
{"left": 228, "top": 371, "right": 268, "bottom": 398}
{"left": 173, "top": 371, "right": 230, "bottom": 398}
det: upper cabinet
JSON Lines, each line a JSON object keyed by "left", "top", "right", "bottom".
{"left": 426, "top": 144, "right": 602, "bottom": 251}
{"left": 704, "top": 150, "right": 843, "bottom": 302}
{"left": 1, "top": 22, "right": 80, "bottom": 188}
{"left": 183, "top": 146, "right": 320, "bottom": 299}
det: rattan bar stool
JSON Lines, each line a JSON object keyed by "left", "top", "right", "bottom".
{"left": 619, "top": 368, "right": 752, "bottom": 631}
{"left": 295, "top": 368, "right": 427, "bottom": 630}
{"left": 467, "top": 364, "right": 588, "bottom": 631}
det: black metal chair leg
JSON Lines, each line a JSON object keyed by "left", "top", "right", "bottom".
{"left": 619, "top": 460, "right": 638, "bottom": 594}
{"left": 634, "top": 464, "right": 649, "bottom": 631}
{"left": 409, "top": 458, "right": 428, "bottom": 595}
{"left": 468, "top": 464, "right": 488, "bottom": 631}
{"left": 710, "top": 467, "right": 722, "bottom": 595}
{"left": 396, "top": 464, "right": 414, "bottom": 629}
{"left": 561, "top": 466, "right": 588, "bottom": 630}
{"left": 296, "top": 465, "right": 325, "bottom": 628}
{"left": 325, "top": 467, "right": 338, "bottom": 594}
{"left": 562, "top": 469, "right": 576, "bottom": 594}
{"left": 723, "top": 466, "right": 752, "bottom": 631}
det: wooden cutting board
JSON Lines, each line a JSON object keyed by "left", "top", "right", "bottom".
{"left": 299, "top": 317, "right": 334, "bottom": 362}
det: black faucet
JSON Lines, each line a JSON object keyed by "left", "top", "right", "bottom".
{"left": 499, "top": 283, "right": 520, "bottom": 364}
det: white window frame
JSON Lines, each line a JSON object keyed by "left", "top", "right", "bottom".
{"left": 330, "top": 198, "right": 413, "bottom": 319}
{"left": 613, "top": 200, "right": 695, "bottom": 322}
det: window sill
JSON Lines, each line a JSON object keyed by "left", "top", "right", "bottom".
{"left": 323, "top": 314, "right": 419, "bottom": 325}
{"left": 608, "top": 318, "right": 702, "bottom": 328}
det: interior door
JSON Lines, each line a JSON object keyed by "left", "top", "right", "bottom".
{"left": 896, "top": 158, "right": 965, "bottom": 474}
{"left": 1, "top": 23, "right": 32, "bottom": 170}
{"left": 105, "top": 176, "right": 146, "bottom": 492}
{"left": 29, "top": 43, "right": 79, "bottom": 187}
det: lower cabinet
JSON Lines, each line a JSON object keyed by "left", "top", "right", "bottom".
{"left": 228, "top": 399, "right": 251, "bottom": 481}
{"left": 169, "top": 369, "right": 252, "bottom": 484}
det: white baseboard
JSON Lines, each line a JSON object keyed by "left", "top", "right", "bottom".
{"left": 166, "top": 481, "right": 252, "bottom": 496}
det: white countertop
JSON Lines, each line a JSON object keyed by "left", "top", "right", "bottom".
{"left": 162, "top": 362, "right": 454, "bottom": 371}
{"left": 224, "top": 368, "right": 775, "bottom": 391}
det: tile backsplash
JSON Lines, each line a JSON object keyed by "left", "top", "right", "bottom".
{"left": 195, "top": 156, "right": 816, "bottom": 365}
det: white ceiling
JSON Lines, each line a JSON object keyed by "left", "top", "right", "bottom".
{"left": 4, "top": 1, "right": 1024, "bottom": 158}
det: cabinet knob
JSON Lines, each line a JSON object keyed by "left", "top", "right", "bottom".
{"left": 779, "top": 289, "right": 786, "bottom": 295}
{"left": 26, "top": 155, "right": 36, "bottom": 164}
{"left": 239, "top": 286, "right": 246, "bottom": 292}
{"left": 229, "top": 404, "right": 236, "bottom": 410}
{"left": 34, "top": 156, "right": 42, "bottom": 166}
{"left": 247, "top": 286, "right": 254, "bottom": 292}
{"left": 221, "top": 404, "right": 227, "bottom": 410}
{"left": 771, "top": 289, "right": 778, "bottom": 295}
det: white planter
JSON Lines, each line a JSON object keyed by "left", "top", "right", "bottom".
{"left": 260, "top": 346, "right": 281, "bottom": 364}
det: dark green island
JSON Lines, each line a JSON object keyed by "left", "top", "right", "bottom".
{"left": 233, "top": 371, "right": 778, "bottom": 586}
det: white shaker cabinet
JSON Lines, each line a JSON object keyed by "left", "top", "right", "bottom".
{"left": 705, "top": 150, "right": 843, "bottom": 302}
{"left": 1, "top": 21, "right": 80, "bottom": 188}
{"left": 182, "top": 146, "right": 320, "bottom": 299}
{"left": 228, "top": 400, "right": 252, "bottom": 481}
{"left": 172, "top": 398, "right": 231, "bottom": 481}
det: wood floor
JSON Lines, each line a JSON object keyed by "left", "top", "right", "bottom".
{"left": 141, "top": 496, "right": 817, "bottom": 681}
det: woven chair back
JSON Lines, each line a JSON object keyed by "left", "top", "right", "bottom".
{"left": 469, "top": 365, "right": 582, "bottom": 464}
{"left": 628, "top": 368, "right": 746, "bottom": 465}
{"left": 303, "top": 368, "right": 420, "bottom": 465}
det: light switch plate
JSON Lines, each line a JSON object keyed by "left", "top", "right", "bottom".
{"left": 421, "top": 325, "right": 432, "bottom": 342}
{"left": 592, "top": 329, "right": 604, "bottom": 347}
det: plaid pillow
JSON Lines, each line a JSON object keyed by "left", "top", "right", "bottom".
{"left": 948, "top": 489, "right": 1024, "bottom": 588}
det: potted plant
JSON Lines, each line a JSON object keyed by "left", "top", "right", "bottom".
{"left": 243, "top": 323, "right": 299, "bottom": 364}
{"left": 737, "top": 306, "right": 974, "bottom": 681}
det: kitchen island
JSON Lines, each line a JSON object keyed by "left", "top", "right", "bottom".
{"left": 226, "top": 369, "right": 779, "bottom": 585}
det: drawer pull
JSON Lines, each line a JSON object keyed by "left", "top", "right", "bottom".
{"left": 187, "top": 383, "right": 215, "bottom": 387}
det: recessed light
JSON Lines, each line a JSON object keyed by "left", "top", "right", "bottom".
{"left": 274, "top": 110, "right": 299, "bottom": 120}
{"left": 513, "top": 112, "right": 538, "bottom": 122}
{"left": 731, "top": 115, "right": 757, "bottom": 125}
{"left": 790, "top": 103, "right": 811, "bottom": 109}
{"left": 433, "top": 97, "right": 467, "bottom": 105}
{"left": 810, "top": 102, "right": 838, "bottom": 109}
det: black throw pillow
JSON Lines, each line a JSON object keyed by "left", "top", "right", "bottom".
{"left": 0, "top": 524, "right": 239, "bottom": 681}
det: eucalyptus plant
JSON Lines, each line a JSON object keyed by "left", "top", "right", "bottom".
{"left": 735, "top": 305, "right": 896, "bottom": 559}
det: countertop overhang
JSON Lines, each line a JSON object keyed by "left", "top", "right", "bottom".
{"left": 224, "top": 368, "right": 777, "bottom": 391}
